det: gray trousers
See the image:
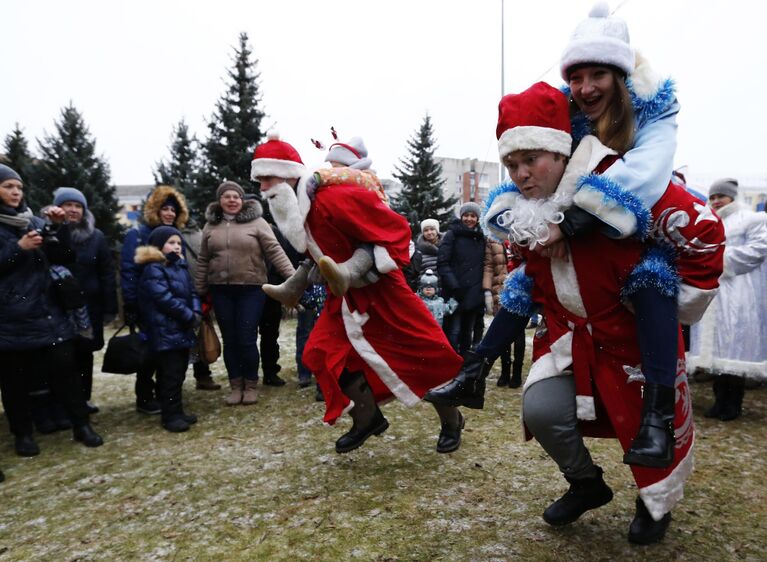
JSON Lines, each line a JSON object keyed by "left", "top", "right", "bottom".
{"left": 523, "top": 376, "right": 597, "bottom": 481}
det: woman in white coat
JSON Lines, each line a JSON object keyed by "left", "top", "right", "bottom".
{"left": 688, "top": 178, "right": 767, "bottom": 420}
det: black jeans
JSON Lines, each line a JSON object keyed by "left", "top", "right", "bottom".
{"left": 135, "top": 356, "right": 158, "bottom": 404}
{"left": 155, "top": 348, "right": 189, "bottom": 422}
{"left": 0, "top": 341, "right": 88, "bottom": 436}
{"left": 259, "top": 294, "right": 282, "bottom": 378}
{"left": 73, "top": 337, "right": 95, "bottom": 401}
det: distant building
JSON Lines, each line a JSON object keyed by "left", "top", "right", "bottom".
{"left": 115, "top": 184, "right": 153, "bottom": 225}
{"left": 436, "top": 157, "right": 501, "bottom": 216}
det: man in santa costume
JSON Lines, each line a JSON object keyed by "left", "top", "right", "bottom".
{"left": 250, "top": 132, "right": 465, "bottom": 454}
{"left": 428, "top": 82, "right": 703, "bottom": 544}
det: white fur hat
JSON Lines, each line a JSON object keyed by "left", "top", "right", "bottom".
{"left": 559, "top": 2, "right": 635, "bottom": 80}
{"left": 325, "top": 137, "right": 372, "bottom": 170}
{"left": 420, "top": 218, "right": 440, "bottom": 234}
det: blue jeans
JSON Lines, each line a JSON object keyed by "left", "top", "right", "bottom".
{"left": 210, "top": 285, "right": 266, "bottom": 381}
{"left": 296, "top": 308, "right": 318, "bottom": 383}
{"left": 446, "top": 308, "right": 483, "bottom": 356}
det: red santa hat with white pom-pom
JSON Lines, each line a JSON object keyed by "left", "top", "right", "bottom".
{"left": 250, "top": 131, "right": 306, "bottom": 181}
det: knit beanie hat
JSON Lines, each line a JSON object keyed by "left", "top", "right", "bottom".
{"left": 419, "top": 269, "right": 439, "bottom": 290}
{"left": 148, "top": 226, "right": 183, "bottom": 251}
{"left": 216, "top": 181, "right": 245, "bottom": 200}
{"left": 460, "top": 201, "right": 482, "bottom": 217}
{"left": 496, "top": 82, "right": 572, "bottom": 161}
{"left": 0, "top": 164, "right": 22, "bottom": 183}
{"left": 325, "top": 136, "right": 373, "bottom": 170}
{"left": 53, "top": 187, "right": 88, "bottom": 210}
{"left": 559, "top": 2, "right": 635, "bottom": 80}
{"left": 420, "top": 218, "right": 440, "bottom": 234}
{"left": 250, "top": 131, "right": 306, "bottom": 180}
{"left": 709, "top": 178, "right": 739, "bottom": 200}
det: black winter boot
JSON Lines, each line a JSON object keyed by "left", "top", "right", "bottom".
{"left": 509, "top": 361, "right": 523, "bottom": 389}
{"left": 623, "top": 383, "right": 675, "bottom": 468}
{"left": 73, "top": 423, "right": 104, "bottom": 447}
{"left": 424, "top": 350, "right": 492, "bottom": 409}
{"left": 718, "top": 375, "right": 745, "bottom": 421}
{"left": 628, "top": 496, "right": 671, "bottom": 545}
{"left": 432, "top": 403, "right": 464, "bottom": 453}
{"left": 335, "top": 371, "right": 389, "bottom": 453}
{"left": 542, "top": 466, "right": 613, "bottom": 526}
{"left": 704, "top": 376, "right": 726, "bottom": 418}
{"left": 14, "top": 434, "right": 40, "bottom": 457}
{"left": 162, "top": 418, "right": 190, "bottom": 433}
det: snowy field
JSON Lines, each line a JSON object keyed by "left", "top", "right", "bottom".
{"left": 0, "top": 320, "right": 765, "bottom": 561}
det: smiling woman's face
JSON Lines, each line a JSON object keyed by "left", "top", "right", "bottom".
{"left": 568, "top": 65, "right": 617, "bottom": 121}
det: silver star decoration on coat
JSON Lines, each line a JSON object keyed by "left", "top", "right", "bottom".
{"left": 694, "top": 202, "right": 719, "bottom": 224}
{"left": 623, "top": 365, "right": 646, "bottom": 384}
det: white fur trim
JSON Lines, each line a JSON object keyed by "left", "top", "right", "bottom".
{"left": 263, "top": 182, "right": 307, "bottom": 253}
{"left": 639, "top": 437, "right": 694, "bottom": 521}
{"left": 550, "top": 256, "right": 587, "bottom": 318}
{"left": 498, "top": 126, "right": 571, "bottom": 160}
{"left": 575, "top": 395, "right": 596, "bottom": 421}
{"left": 560, "top": 37, "right": 635, "bottom": 80}
{"left": 250, "top": 158, "right": 306, "bottom": 181}
{"left": 677, "top": 285, "right": 717, "bottom": 326}
{"left": 573, "top": 184, "right": 637, "bottom": 239}
{"left": 341, "top": 299, "right": 421, "bottom": 407}
{"left": 523, "top": 332, "right": 574, "bottom": 393}
{"left": 373, "top": 245, "right": 398, "bottom": 274}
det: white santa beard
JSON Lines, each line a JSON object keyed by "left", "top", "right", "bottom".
{"left": 264, "top": 182, "right": 307, "bottom": 253}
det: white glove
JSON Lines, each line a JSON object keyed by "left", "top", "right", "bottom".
{"left": 484, "top": 290, "right": 494, "bottom": 315}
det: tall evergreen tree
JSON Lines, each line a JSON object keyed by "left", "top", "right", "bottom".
{"left": 199, "top": 32, "right": 266, "bottom": 196}
{"left": 392, "top": 114, "right": 456, "bottom": 235}
{"left": 154, "top": 119, "right": 206, "bottom": 224}
{"left": 1, "top": 124, "right": 45, "bottom": 212}
{"left": 36, "top": 103, "right": 123, "bottom": 240}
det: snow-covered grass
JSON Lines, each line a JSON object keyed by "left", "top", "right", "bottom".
{"left": 0, "top": 320, "right": 765, "bottom": 561}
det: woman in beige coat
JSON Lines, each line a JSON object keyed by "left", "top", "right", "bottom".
{"left": 195, "top": 182, "right": 295, "bottom": 405}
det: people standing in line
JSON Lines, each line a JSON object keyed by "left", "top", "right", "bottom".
{"left": 178, "top": 216, "right": 222, "bottom": 391}
{"left": 254, "top": 133, "right": 465, "bottom": 454}
{"left": 51, "top": 187, "right": 117, "bottom": 412}
{"left": 121, "top": 185, "right": 191, "bottom": 414}
{"left": 688, "top": 178, "right": 767, "bottom": 421}
{"left": 0, "top": 164, "right": 103, "bottom": 457}
{"left": 135, "top": 226, "right": 201, "bottom": 433}
{"left": 484, "top": 239, "right": 524, "bottom": 388}
{"left": 194, "top": 181, "right": 295, "bottom": 407}
{"left": 437, "top": 202, "right": 486, "bottom": 356}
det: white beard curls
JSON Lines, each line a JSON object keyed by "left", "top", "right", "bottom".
{"left": 263, "top": 182, "right": 308, "bottom": 253}
{"left": 498, "top": 189, "right": 574, "bottom": 249}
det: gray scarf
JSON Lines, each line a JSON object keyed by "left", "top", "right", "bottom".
{"left": 0, "top": 206, "right": 34, "bottom": 230}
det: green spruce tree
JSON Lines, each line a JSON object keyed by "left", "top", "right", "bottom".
{"left": 36, "top": 103, "right": 123, "bottom": 240}
{"left": 199, "top": 32, "right": 266, "bottom": 196}
{"left": 1, "top": 124, "right": 45, "bottom": 212}
{"left": 392, "top": 114, "right": 456, "bottom": 236}
{"left": 154, "top": 119, "right": 206, "bottom": 224}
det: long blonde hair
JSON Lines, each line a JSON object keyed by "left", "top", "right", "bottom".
{"left": 570, "top": 67, "right": 635, "bottom": 155}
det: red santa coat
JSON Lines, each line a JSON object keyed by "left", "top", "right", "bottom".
{"left": 300, "top": 184, "right": 463, "bottom": 425}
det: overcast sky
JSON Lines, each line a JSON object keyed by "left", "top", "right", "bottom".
{"left": 3, "top": 0, "right": 765, "bottom": 191}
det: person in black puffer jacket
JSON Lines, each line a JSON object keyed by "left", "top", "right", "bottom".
{"left": 437, "top": 202, "right": 486, "bottom": 355}
{"left": 136, "top": 226, "right": 201, "bottom": 432}
{"left": 0, "top": 164, "right": 103, "bottom": 457}
{"left": 412, "top": 218, "right": 442, "bottom": 279}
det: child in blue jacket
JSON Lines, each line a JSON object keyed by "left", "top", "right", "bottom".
{"left": 136, "top": 226, "right": 201, "bottom": 432}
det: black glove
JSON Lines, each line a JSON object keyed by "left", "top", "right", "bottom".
{"left": 560, "top": 207, "right": 601, "bottom": 238}
{"left": 123, "top": 302, "right": 139, "bottom": 328}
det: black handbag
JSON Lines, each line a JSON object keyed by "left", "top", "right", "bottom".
{"left": 101, "top": 324, "right": 149, "bottom": 374}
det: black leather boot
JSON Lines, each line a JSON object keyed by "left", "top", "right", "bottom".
{"left": 628, "top": 496, "right": 671, "bottom": 545}
{"left": 719, "top": 375, "right": 745, "bottom": 421}
{"left": 73, "top": 423, "right": 104, "bottom": 447}
{"left": 423, "top": 350, "right": 491, "bottom": 409}
{"left": 436, "top": 411, "right": 465, "bottom": 453}
{"left": 704, "top": 376, "right": 726, "bottom": 418}
{"left": 335, "top": 371, "right": 389, "bottom": 453}
{"left": 509, "top": 361, "right": 523, "bottom": 389}
{"left": 543, "top": 466, "right": 613, "bottom": 526}
{"left": 14, "top": 434, "right": 40, "bottom": 457}
{"left": 623, "top": 383, "right": 675, "bottom": 468}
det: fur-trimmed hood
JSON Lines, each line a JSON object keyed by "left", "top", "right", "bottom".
{"left": 69, "top": 209, "right": 96, "bottom": 244}
{"left": 134, "top": 245, "right": 168, "bottom": 265}
{"left": 143, "top": 185, "right": 189, "bottom": 229}
{"left": 204, "top": 198, "right": 263, "bottom": 225}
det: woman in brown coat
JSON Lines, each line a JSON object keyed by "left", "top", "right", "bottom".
{"left": 195, "top": 182, "right": 295, "bottom": 405}
{"left": 483, "top": 239, "right": 525, "bottom": 387}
